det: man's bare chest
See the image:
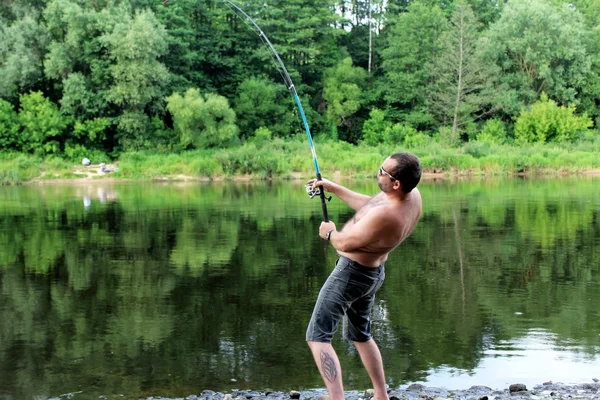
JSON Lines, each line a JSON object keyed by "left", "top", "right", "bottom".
{"left": 351, "top": 194, "right": 386, "bottom": 224}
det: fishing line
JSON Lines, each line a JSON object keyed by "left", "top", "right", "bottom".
{"left": 221, "top": 0, "right": 331, "bottom": 222}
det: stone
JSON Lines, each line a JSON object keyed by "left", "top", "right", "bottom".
{"left": 364, "top": 389, "right": 376, "bottom": 398}
{"left": 223, "top": 395, "right": 234, "bottom": 400}
{"left": 509, "top": 384, "right": 527, "bottom": 393}
{"left": 290, "top": 391, "right": 301, "bottom": 399}
{"left": 408, "top": 384, "right": 426, "bottom": 391}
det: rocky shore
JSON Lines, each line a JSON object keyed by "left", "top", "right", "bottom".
{"left": 143, "top": 381, "right": 600, "bottom": 400}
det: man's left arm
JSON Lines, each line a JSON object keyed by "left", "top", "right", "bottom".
{"left": 319, "top": 210, "right": 389, "bottom": 252}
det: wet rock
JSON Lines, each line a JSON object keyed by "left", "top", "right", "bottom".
{"left": 509, "top": 384, "right": 527, "bottom": 393}
{"left": 223, "top": 395, "right": 234, "bottom": 400}
{"left": 290, "top": 391, "right": 301, "bottom": 399}
{"left": 408, "top": 384, "right": 426, "bottom": 391}
{"left": 246, "top": 392, "right": 261, "bottom": 398}
{"left": 479, "top": 396, "right": 488, "bottom": 400}
{"left": 365, "top": 389, "right": 375, "bottom": 398}
{"left": 471, "top": 386, "right": 493, "bottom": 391}
{"left": 593, "top": 379, "right": 599, "bottom": 383}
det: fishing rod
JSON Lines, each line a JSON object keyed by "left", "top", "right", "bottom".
{"left": 221, "top": 0, "right": 331, "bottom": 222}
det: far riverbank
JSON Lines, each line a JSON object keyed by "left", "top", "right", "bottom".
{"left": 1, "top": 139, "right": 598, "bottom": 185}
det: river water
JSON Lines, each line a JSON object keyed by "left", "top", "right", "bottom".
{"left": 0, "top": 176, "right": 598, "bottom": 399}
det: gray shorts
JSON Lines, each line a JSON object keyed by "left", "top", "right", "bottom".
{"left": 306, "top": 256, "right": 385, "bottom": 343}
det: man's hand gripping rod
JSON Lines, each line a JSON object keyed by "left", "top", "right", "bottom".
{"left": 306, "top": 178, "right": 332, "bottom": 222}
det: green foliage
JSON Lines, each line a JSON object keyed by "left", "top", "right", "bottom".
{"left": 404, "top": 131, "right": 430, "bottom": 149}
{"left": 381, "top": 1, "right": 446, "bottom": 128}
{"left": 234, "top": 77, "right": 294, "bottom": 139}
{"left": 514, "top": 94, "right": 593, "bottom": 143}
{"left": 363, "top": 111, "right": 420, "bottom": 147}
{"left": 251, "top": 127, "right": 273, "bottom": 147}
{"left": 0, "top": 13, "right": 48, "bottom": 98}
{"left": 362, "top": 108, "right": 388, "bottom": 146}
{"left": 385, "top": 123, "right": 418, "bottom": 145}
{"left": 18, "top": 91, "right": 67, "bottom": 155}
{"left": 483, "top": 0, "right": 591, "bottom": 113}
{"left": 322, "top": 57, "right": 368, "bottom": 140}
{"left": 429, "top": 1, "right": 499, "bottom": 138}
{"left": 0, "top": 99, "right": 21, "bottom": 149}
{"left": 59, "top": 73, "right": 103, "bottom": 118}
{"left": 476, "top": 118, "right": 507, "bottom": 144}
{"left": 167, "top": 88, "right": 239, "bottom": 149}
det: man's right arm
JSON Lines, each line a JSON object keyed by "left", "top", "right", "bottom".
{"left": 311, "top": 178, "right": 371, "bottom": 211}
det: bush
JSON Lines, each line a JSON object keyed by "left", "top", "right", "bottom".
{"left": 167, "top": 88, "right": 239, "bottom": 149}
{"left": 477, "top": 118, "right": 507, "bottom": 144}
{"left": 18, "top": 91, "right": 68, "bottom": 154}
{"left": 437, "top": 126, "right": 460, "bottom": 147}
{"left": 251, "top": 127, "right": 273, "bottom": 147}
{"left": 0, "top": 99, "right": 20, "bottom": 150}
{"left": 384, "top": 123, "right": 418, "bottom": 145}
{"left": 514, "top": 94, "right": 592, "bottom": 143}
{"left": 362, "top": 108, "right": 389, "bottom": 146}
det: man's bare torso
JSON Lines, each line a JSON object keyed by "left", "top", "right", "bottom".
{"left": 338, "top": 188, "right": 422, "bottom": 268}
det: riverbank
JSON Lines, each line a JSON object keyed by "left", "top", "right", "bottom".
{"left": 132, "top": 381, "right": 600, "bottom": 400}
{"left": 1, "top": 139, "right": 598, "bottom": 185}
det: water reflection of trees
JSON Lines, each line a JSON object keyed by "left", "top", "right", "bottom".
{"left": 0, "top": 178, "right": 598, "bottom": 396}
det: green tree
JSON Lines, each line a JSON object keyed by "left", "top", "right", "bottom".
{"left": 101, "top": 7, "right": 170, "bottom": 150}
{"left": 568, "top": 0, "right": 600, "bottom": 123}
{"left": 234, "top": 77, "right": 295, "bottom": 140}
{"left": 43, "top": 0, "right": 113, "bottom": 128}
{"left": 483, "top": 0, "right": 591, "bottom": 114}
{"left": 18, "top": 91, "right": 68, "bottom": 154}
{"left": 322, "top": 57, "right": 368, "bottom": 142}
{"left": 167, "top": 88, "right": 239, "bottom": 149}
{"left": 0, "top": 100, "right": 21, "bottom": 150}
{"left": 428, "top": 1, "right": 499, "bottom": 140}
{"left": 255, "top": 0, "right": 342, "bottom": 103}
{"left": 0, "top": 12, "right": 48, "bottom": 98}
{"left": 380, "top": 1, "right": 447, "bottom": 129}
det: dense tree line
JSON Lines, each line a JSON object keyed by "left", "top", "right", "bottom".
{"left": 0, "top": 0, "right": 598, "bottom": 159}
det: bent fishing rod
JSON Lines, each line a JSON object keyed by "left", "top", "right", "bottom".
{"left": 222, "top": 0, "right": 331, "bottom": 222}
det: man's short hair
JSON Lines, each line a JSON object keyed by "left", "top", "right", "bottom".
{"left": 388, "top": 152, "right": 421, "bottom": 193}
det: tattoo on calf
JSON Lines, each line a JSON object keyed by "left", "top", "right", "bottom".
{"left": 320, "top": 350, "right": 338, "bottom": 383}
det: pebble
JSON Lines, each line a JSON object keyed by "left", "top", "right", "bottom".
{"left": 139, "top": 381, "right": 600, "bottom": 400}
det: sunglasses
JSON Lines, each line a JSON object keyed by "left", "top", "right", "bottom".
{"left": 379, "top": 165, "right": 397, "bottom": 181}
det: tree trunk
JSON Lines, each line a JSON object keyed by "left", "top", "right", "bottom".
{"left": 452, "top": 11, "right": 465, "bottom": 138}
{"left": 368, "top": 0, "right": 372, "bottom": 75}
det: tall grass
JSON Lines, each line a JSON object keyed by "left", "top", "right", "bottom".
{"left": 1, "top": 137, "right": 598, "bottom": 185}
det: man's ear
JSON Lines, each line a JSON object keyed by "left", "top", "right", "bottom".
{"left": 393, "top": 180, "right": 402, "bottom": 192}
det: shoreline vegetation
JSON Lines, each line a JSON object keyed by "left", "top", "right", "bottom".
{"left": 1, "top": 139, "right": 598, "bottom": 186}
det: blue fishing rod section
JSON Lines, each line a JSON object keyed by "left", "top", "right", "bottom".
{"left": 222, "top": 0, "right": 330, "bottom": 222}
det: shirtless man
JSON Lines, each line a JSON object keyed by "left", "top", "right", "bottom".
{"left": 306, "top": 152, "right": 422, "bottom": 400}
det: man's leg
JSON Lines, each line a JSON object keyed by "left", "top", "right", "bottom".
{"left": 354, "top": 339, "right": 389, "bottom": 400}
{"left": 307, "top": 341, "right": 345, "bottom": 400}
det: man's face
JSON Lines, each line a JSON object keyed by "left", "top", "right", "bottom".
{"left": 377, "top": 157, "right": 399, "bottom": 192}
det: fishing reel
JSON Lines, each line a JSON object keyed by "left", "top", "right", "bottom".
{"left": 305, "top": 183, "right": 332, "bottom": 202}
